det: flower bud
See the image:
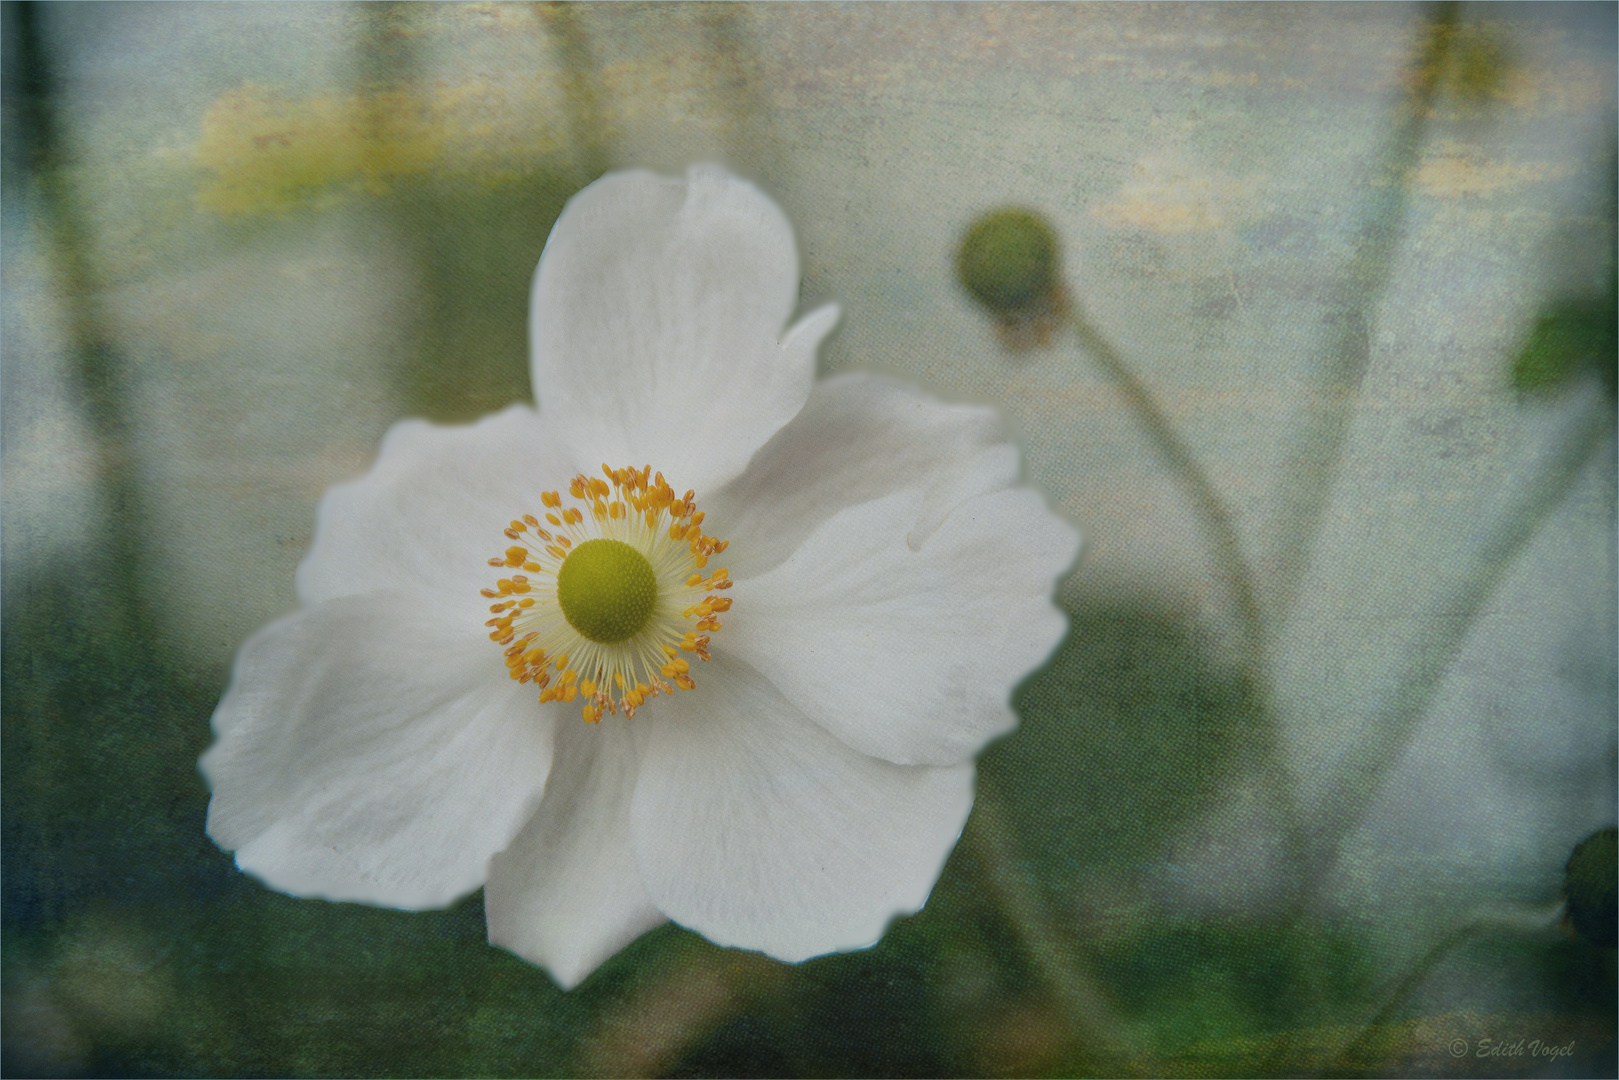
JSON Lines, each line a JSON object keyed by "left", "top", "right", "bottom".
{"left": 957, "top": 210, "right": 1060, "bottom": 313}
{"left": 956, "top": 209, "right": 1067, "bottom": 352}
{"left": 1564, "top": 826, "right": 1616, "bottom": 948}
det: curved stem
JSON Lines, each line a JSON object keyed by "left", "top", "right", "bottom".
{"left": 1069, "top": 311, "right": 1266, "bottom": 674}
{"left": 1068, "top": 311, "right": 1310, "bottom": 885}
{"left": 1320, "top": 902, "right": 1564, "bottom": 1074}
{"left": 1256, "top": 398, "right": 1609, "bottom": 1074}
{"left": 1304, "top": 398, "right": 1612, "bottom": 891}
{"left": 965, "top": 787, "right": 1152, "bottom": 1078}
{"left": 1267, "top": 0, "right": 1460, "bottom": 621}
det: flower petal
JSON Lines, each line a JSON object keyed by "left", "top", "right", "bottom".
{"left": 201, "top": 592, "right": 555, "bottom": 909}
{"left": 631, "top": 657, "right": 975, "bottom": 962}
{"left": 295, "top": 404, "right": 578, "bottom": 607}
{"left": 706, "top": 373, "right": 1022, "bottom": 578}
{"left": 529, "top": 166, "right": 836, "bottom": 495}
{"left": 485, "top": 712, "right": 666, "bottom": 989}
{"left": 725, "top": 487, "right": 1079, "bottom": 766}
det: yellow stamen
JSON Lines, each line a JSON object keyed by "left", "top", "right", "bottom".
{"left": 479, "top": 462, "right": 732, "bottom": 722}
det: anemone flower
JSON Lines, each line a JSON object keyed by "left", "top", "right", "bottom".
{"left": 201, "top": 165, "right": 1079, "bottom": 988}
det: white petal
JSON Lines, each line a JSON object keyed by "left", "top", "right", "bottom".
{"left": 631, "top": 657, "right": 976, "bottom": 963}
{"left": 295, "top": 404, "right": 577, "bottom": 607}
{"left": 485, "top": 713, "right": 666, "bottom": 989}
{"left": 706, "top": 373, "right": 1022, "bottom": 578}
{"left": 201, "top": 592, "right": 555, "bottom": 909}
{"left": 725, "top": 488, "right": 1079, "bottom": 766}
{"left": 529, "top": 166, "right": 835, "bottom": 495}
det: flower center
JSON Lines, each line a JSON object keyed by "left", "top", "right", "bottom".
{"left": 481, "top": 464, "right": 731, "bottom": 724}
{"left": 556, "top": 539, "right": 658, "bottom": 644}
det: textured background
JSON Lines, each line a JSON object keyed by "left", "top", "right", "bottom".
{"left": 3, "top": 3, "right": 1615, "bottom": 1076}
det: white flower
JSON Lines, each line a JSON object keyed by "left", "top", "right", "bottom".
{"left": 200, "top": 165, "right": 1079, "bottom": 988}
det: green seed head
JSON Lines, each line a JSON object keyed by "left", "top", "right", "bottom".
{"left": 556, "top": 539, "right": 658, "bottom": 644}
{"left": 957, "top": 208, "right": 1061, "bottom": 316}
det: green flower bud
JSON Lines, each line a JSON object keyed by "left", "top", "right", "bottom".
{"left": 1564, "top": 827, "right": 1617, "bottom": 948}
{"left": 957, "top": 209, "right": 1061, "bottom": 316}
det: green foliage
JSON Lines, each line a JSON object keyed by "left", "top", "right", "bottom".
{"left": 990, "top": 593, "right": 1264, "bottom": 881}
{"left": 1097, "top": 923, "right": 1373, "bottom": 1053}
{"left": 385, "top": 172, "right": 582, "bottom": 423}
{"left": 1511, "top": 288, "right": 1618, "bottom": 399}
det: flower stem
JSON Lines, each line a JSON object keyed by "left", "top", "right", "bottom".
{"left": 1303, "top": 397, "right": 1613, "bottom": 891}
{"left": 1318, "top": 902, "right": 1564, "bottom": 1074}
{"left": 10, "top": 3, "right": 162, "bottom": 661}
{"left": 574, "top": 941, "right": 786, "bottom": 1078}
{"left": 699, "top": 5, "right": 786, "bottom": 186}
{"left": 1069, "top": 310, "right": 1266, "bottom": 675}
{"left": 1266, "top": 0, "right": 1460, "bottom": 622}
{"left": 965, "top": 786, "right": 1154, "bottom": 1077}
{"left": 1255, "top": 399, "right": 1608, "bottom": 1073}
{"left": 1067, "top": 310, "right": 1310, "bottom": 886}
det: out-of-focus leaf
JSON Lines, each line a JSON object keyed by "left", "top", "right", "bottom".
{"left": 988, "top": 593, "right": 1264, "bottom": 890}
{"left": 1511, "top": 288, "right": 1617, "bottom": 399}
{"left": 1097, "top": 923, "right": 1371, "bottom": 1050}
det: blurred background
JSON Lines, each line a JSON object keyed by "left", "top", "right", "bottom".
{"left": 2, "top": 2, "right": 1614, "bottom": 1076}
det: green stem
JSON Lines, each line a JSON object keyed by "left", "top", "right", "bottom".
{"left": 966, "top": 787, "right": 1152, "bottom": 1077}
{"left": 11, "top": 3, "right": 162, "bottom": 662}
{"left": 1267, "top": 1, "right": 1460, "bottom": 621}
{"left": 699, "top": 5, "right": 784, "bottom": 185}
{"left": 1257, "top": 401, "right": 1607, "bottom": 1076}
{"left": 1305, "top": 399, "right": 1612, "bottom": 889}
{"left": 1320, "top": 903, "right": 1563, "bottom": 1075}
{"left": 1068, "top": 311, "right": 1310, "bottom": 884}
{"left": 1070, "top": 311, "right": 1266, "bottom": 674}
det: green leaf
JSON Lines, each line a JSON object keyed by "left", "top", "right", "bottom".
{"left": 990, "top": 594, "right": 1265, "bottom": 883}
{"left": 1511, "top": 290, "right": 1617, "bottom": 398}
